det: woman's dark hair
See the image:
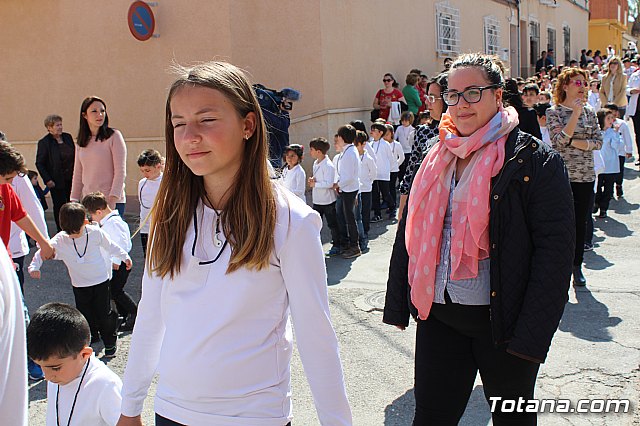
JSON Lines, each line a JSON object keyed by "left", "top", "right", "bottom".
{"left": 384, "top": 73, "right": 399, "bottom": 88}
{"left": 449, "top": 53, "right": 505, "bottom": 87}
{"left": 427, "top": 73, "right": 449, "bottom": 114}
{"left": 349, "top": 120, "right": 369, "bottom": 139}
{"left": 502, "top": 78, "right": 524, "bottom": 108}
{"left": 27, "top": 303, "right": 91, "bottom": 360}
{"left": 27, "top": 170, "right": 38, "bottom": 180}
{"left": 77, "top": 96, "right": 114, "bottom": 148}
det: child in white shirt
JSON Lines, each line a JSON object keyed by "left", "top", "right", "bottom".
{"left": 308, "top": 137, "right": 340, "bottom": 256}
{"left": 29, "top": 202, "right": 132, "bottom": 357}
{"left": 82, "top": 192, "right": 137, "bottom": 332}
{"left": 603, "top": 104, "right": 633, "bottom": 198}
{"left": 354, "top": 131, "right": 377, "bottom": 252}
{"left": 369, "top": 122, "right": 395, "bottom": 221}
{"left": 281, "top": 144, "right": 306, "bottom": 202}
{"left": 137, "top": 149, "right": 163, "bottom": 257}
{"left": 588, "top": 80, "right": 601, "bottom": 112}
{"left": 27, "top": 302, "right": 122, "bottom": 426}
{"left": 594, "top": 109, "right": 624, "bottom": 217}
{"left": 394, "top": 112, "right": 415, "bottom": 185}
{"left": 334, "top": 125, "right": 361, "bottom": 259}
{"left": 384, "top": 123, "right": 405, "bottom": 217}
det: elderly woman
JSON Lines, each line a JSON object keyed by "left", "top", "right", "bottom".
{"left": 599, "top": 56, "right": 628, "bottom": 117}
{"left": 70, "top": 96, "right": 127, "bottom": 216}
{"left": 547, "top": 67, "right": 603, "bottom": 286}
{"left": 384, "top": 53, "right": 575, "bottom": 425}
{"left": 35, "top": 114, "right": 75, "bottom": 232}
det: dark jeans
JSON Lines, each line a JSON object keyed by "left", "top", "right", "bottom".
{"left": 155, "top": 414, "right": 291, "bottom": 426}
{"left": 389, "top": 171, "right": 399, "bottom": 209}
{"left": 632, "top": 113, "right": 640, "bottom": 156}
{"left": 141, "top": 233, "right": 148, "bottom": 258}
{"left": 355, "top": 191, "right": 372, "bottom": 244}
{"left": 585, "top": 190, "right": 595, "bottom": 245}
{"left": 414, "top": 300, "right": 540, "bottom": 426}
{"left": 49, "top": 186, "right": 71, "bottom": 232}
{"left": 13, "top": 255, "right": 25, "bottom": 293}
{"left": 72, "top": 280, "right": 118, "bottom": 348}
{"left": 372, "top": 180, "right": 394, "bottom": 216}
{"left": 571, "top": 181, "right": 594, "bottom": 266}
{"left": 615, "top": 156, "right": 625, "bottom": 187}
{"left": 313, "top": 202, "right": 340, "bottom": 248}
{"left": 336, "top": 190, "right": 359, "bottom": 248}
{"left": 110, "top": 263, "right": 137, "bottom": 318}
{"left": 595, "top": 173, "right": 616, "bottom": 213}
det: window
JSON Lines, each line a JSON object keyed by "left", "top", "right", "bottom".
{"left": 547, "top": 27, "right": 556, "bottom": 54}
{"left": 529, "top": 21, "right": 540, "bottom": 67}
{"left": 563, "top": 25, "right": 571, "bottom": 65}
{"left": 484, "top": 16, "right": 500, "bottom": 56}
{"left": 435, "top": 2, "right": 460, "bottom": 55}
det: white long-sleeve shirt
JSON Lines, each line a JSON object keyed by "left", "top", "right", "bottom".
{"left": 335, "top": 144, "right": 360, "bottom": 193}
{"left": 370, "top": 139, "right": 394, "bottom": 181}
{"left": 626, "top": 70, "right": 640, "bottom": 116}
{"left": 394, "top": 125, "right": 415, "bottom": 154}
{"left": 99, "top": 210, "right": 132, "bottom": 265}
{"left": 311, "top": 157, "right": 337, "bottom": 205}
{"left": 281, "top": 164, "right": 306, "bottom": 202}
{"left": 9, "top": 174, "right": 49, "bottom": 258}
{"left": 120, "top": 188, "right": 352, "bottom": 425}
{"left": 587, "top": 90, "right": 601, "bottom": 112}
{"left": 614, "top": 118, "right": 634, "bottom": 155}
{"left": 138, "top": 174, "right": 163, "bottom": 234}
{"left": 28, "top": 225, "right": 131, "bottom": 287}
{"left": 46, "top": 355, "right": 122, "bottom": 426}
{"left": 358, "top": 151, "right": 377, "bottom": 193}
{"left": 389, "top": 140, "right": 405, "bottom": 172}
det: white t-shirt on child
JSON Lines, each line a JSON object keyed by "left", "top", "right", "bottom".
{"left": 138, "top": 174, "right": 163, "bottom": 234}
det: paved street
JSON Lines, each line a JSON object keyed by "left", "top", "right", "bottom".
{"left": 25, "top": 162, "right": 640, "bottom": 425}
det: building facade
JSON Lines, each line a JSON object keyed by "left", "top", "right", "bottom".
{"left": 0, "top": 0, "right": 588, "bottom": 197}
{"left": 589, "top": 0, "right": 630, "bottom": 56}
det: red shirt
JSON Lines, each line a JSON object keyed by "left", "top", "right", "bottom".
{"left": 0, "top": 184, "right": 27, "bottom": 253}
{"left": 417, "top": 85, "right": 427, "bottom": 113}
{"left": 376, "top": 88, "right": 403, "bottom": 120}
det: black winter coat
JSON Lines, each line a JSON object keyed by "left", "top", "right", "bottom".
{"left": 35, "top": 132, "right": 75, "bottom": 189}
{"left": 383, "top": 129, "right": 575, "bottom": 363}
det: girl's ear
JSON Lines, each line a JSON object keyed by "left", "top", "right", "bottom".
{"left": 243, "top": 111, "right": 257, "bottom": 139}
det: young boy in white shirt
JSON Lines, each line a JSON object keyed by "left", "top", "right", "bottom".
{"left": 369, "top": 122, "right": 395, "bottom": 222}
{"left": 354, "top": 131, "right": 377, "bottom": 252}
{"left": 137, "top": 149, "right": 163, "bottom": 257}
{"left": 603, "top": 103, "right": 634, "bottom": 198}
{"left": 27, "top": 302, "right": 122, "bottom": 426}
{"left": 384, "top": 124, "right": 405, "bottom": 218}
{"left": 333, "top": 125, "right": 361, "bottom": 259}
{"left": 394, "top": 112, "right": 414, "bottom": 187}
{"left": 82, "top": 192, "right": 137, "bottom": 332}
{"left": 29, "top": 202, "right": 132, "bottom": 357}
{"left": 308, "top": 137, "right": 340, "bottom": 256}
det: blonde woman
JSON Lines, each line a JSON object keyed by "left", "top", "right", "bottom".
{"left": 117, "top": 62, "right": 351, "bottom": 426}
{"left": 599, "top": 56, "right": 628, "bottom": 117}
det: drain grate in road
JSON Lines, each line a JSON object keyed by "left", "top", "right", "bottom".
{"left": 354, "top": 290, "right": 386, "bottom": 312}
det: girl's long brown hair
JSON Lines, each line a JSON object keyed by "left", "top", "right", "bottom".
{"left": 147, "top": 62, "right": 276, "bottom": 278}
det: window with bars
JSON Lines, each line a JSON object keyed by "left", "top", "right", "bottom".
{"left": 563, "top": 25, "right": 571, "bottom": 65}
{"left": 547, "top": 28, "right": 556, "bottom": 54}
{"left": 529, "top": 21, "right": 540, "bottom": 67}
{"left": 484, "top": 16, "right": 500, "bottom": 56}
{"left": 435, "top": 2, "right": 460, "bottom": 55}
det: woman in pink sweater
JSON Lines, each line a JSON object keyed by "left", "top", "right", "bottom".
{"left": 71, "top": 96, "right": 127, "bottom": 216}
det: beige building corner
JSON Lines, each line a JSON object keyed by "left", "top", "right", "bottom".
{"left": 0, "top": 0, "right": 588, "bottom": 197}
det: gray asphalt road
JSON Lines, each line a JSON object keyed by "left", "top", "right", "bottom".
{"left": 26, "top": 162, "right": 640, "bottom": 425}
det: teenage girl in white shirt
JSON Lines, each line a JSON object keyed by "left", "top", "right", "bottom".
{"left": 116, "top": 61, "right": 351, "bottom": 426}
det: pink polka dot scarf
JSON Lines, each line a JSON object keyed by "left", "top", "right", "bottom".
{"left": 405, "top": 106, "right": 519, "bottom": 320}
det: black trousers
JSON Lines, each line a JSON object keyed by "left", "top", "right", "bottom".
{"left": 389, "top": 171, "right": 399, "bottom": 210}
{"left": 72, "top": 280, "right": 118, "bottom": 347}
{"left": 414, "top": 301, "right": 540, "bottom": 426}
{"left": 313, "top": 202, "right": 340, "bottom": 247}
{"left": 595, "top": 173, "right": 616, "bottom": 213}
{"left": 372, "top": 180, "right": 394, "bottom": 216}
{"left": 49, "top": 185, "right": 71, "bottom": 232}
{"left": 13, "top": 255, "right": 25, "bottom": 293}
{"left": 110, "top": 263, "right": 137, "bottom": 318}
{"left": 336, "top": 190, "right": 359, "bottom": 248}
{"left": 570, "top": 182, "right": 594, "bottom": 266}
{"left": 141, "top": 233, "right": 149, "bottom": 258}
{"left": 585, "top": 189, "right": 595, "bottom": 245}
{"left": 155, "top": 414, "right": 291, "bottom": 426}
{"left": 632, "top": 113, "right": 640, "bottom": 157}
{"left": 615, "top": 156, "right": 625, "bottom": 187}
{"left": 398, "top": 153, "right": 411, "bottom": 188}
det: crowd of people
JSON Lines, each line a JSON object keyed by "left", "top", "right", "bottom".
{"left": 0, "top": 46, "right": 637, "bottom": 425}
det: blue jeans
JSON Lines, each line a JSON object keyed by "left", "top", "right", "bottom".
{"left": 355, "top": 192, "right": 372, "bottom": 248}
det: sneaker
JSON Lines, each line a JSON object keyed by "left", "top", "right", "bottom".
{"left": 341, "top": 246, "right": 362, "bottom": 259}
{"left": 104, "top": 346, "right": 117, "bottom": 358}
{"left": 28, "top": 358, "right": 44, "bottom": 381}
{"left": 325, "top": 246, "right": 341, "bottom": 257}
{"left": 584, "top": 242, "right": 594, "bottom": 252}
{"left": 616, "top": 185, "right": 623, "bottom": 198}
{"left": 371, "top": 215, "right": 382, "bottom": 223}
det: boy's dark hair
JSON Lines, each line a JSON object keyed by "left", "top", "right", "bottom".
{"left": 27, "top": 302, "right": 90, "bottom": 361}
{"left": 539, "top": 91, "right": 552, "bottom": 101}
{"left": 532, "top": 102, "right": 551, "bottom": 118}
{"left": 603, "top": 103, "right": 619, "bottom": 112}
{"left": 137, "top": 149, "right": 163, "bottom": 167}
{"left": 384, "top": 123, "right": 394, "bottom": 137}
{"left": 284, "top": 144, "right": 304, "bottom": 159}
{"left": 370, "top": 122, "right": 387, "bottom": 134}
{"left": 597, "top": 108, "right": 613, "bottom": 129}
{"left": 523, "top": 83, "right": 540, "bottom": 95}
{"left": 309, "top": 137, "right": 330, "bottom": 154}
{"left": 401, "top": 111, "right": 414, "bottom": 123}
{"left": 354, "top": 130, "right": 368, "bottom": 145}
{"left": 81, "top": 192, "right": 108, "bottom": 213}
{"left": 27, "top": 170, "right": 38, "bottom": 180}
{"left": 0, "top": 140, "right": 27, "bottom": 176}
{"left": 59, "top": 202, "right": 88, "bottom": 234}
{"left": 337, "top": 124, "right": 356, "bottom": 144}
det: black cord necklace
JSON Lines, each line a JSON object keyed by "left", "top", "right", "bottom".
{"left": 191, "top": 195, "right": 227, "bottom": 265}
{"left": 139, "top": 178, "right": 153, "bottom": 209}
{"left": 56, "top": 358, "right": 90, "bottom": 426}
{"left": 72, "top": 231, "right": 88, "bottom": 258}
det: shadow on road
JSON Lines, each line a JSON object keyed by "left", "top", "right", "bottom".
{"left": 558, "top": 287, "right": 622, "bottom": 342}
{"left": 593, "top": 215, "right": 633, "bottom": 239}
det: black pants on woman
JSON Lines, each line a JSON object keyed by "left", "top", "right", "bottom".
{"left": 632, "top": 113, "right": 640, "bottom": 157}
{"left": 571, "top": 182, "right": 595, "bottom": 266}
{"left": 49, "top": 185, "right": 71, "bottom": 232}
{"left": 414, "top": 300, "right": 539, "bottom": 426}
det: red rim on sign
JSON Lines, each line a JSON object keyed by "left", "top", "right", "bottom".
{"left": 127, "top": 1, "right": 155, "bottom": 41}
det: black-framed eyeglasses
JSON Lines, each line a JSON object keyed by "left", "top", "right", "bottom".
{"left": 443, "top": 84, "right": 502, "bottom": 106}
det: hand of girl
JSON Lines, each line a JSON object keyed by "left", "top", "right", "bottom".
{"left": 116, "top": 415, "right": 143, "bottom": 426}
{"left": 125, "top": 259, "right": 133, "bottom": 270}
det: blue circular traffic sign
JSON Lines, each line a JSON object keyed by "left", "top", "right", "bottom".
{"left": 128, "top": 1, "right": 155, "bottom": 41}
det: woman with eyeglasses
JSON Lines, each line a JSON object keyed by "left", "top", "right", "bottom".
{"left": 384, "top": 53, "right": 574, "bottom": 425}
{"left": 546, "top": 67, "right": 603, "bottom": 287}
{"left": 396, "top": 73, "right": 448, "bottom": 219}
{"left": 599, "top": 56, "right": 628, "bottom": 117}
{"left": 372, "top": 73, "right": 406, "bottom": 122}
